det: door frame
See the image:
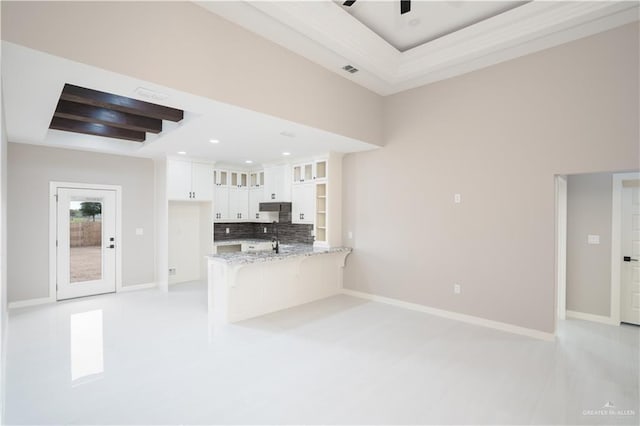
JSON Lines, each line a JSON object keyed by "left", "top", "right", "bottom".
{"left": 49, "top": 182, "right": 123, "bottom": 301}
{"left": 555, "top": 175, "right": 568, "bottom": 327}
{"left": 611, "top": 172, "right": 640, "bottom": 326}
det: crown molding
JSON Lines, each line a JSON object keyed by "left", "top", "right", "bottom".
{"left": 196, "top": 0, "right": 640, "bottom": 96}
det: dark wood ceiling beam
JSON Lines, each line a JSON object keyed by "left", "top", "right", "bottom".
{"left": 49, "top": 117, "right": 146, "bottom": 142}
{"left": 54, "top": 100, "right": 163, "bottom": 134}
{"left": 60, "top": 84, "right": 184, "bottom": 122}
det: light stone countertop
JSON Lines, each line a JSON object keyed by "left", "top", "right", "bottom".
{"left": 213, "top": 239, "right": 273, "bottom": 246}
{"left": 207, "top": 243, "right": 351, "bottom": 265}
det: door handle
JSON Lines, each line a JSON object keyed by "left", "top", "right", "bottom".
{"left": 624, "top": 256, "right": 638, "bottom": 262}
{"left": 106, "top": 244, "right": 115, "bottom": 249}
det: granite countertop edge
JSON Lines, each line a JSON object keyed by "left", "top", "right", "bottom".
{"left": 207, "top": 245, "right": 352, "bottom": 265}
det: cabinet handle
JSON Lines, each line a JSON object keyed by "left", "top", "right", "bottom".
{"left": 256, "top": 213, "right": 259, "bottom": 219}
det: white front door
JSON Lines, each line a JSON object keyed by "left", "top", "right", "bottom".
{"left": 621, "top": 183, "right": 640, "bottom": 325}
{"left": 56, "top": 188, "right": 117, "bottom": 300}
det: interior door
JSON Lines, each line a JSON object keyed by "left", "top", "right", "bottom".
{"left": 57, "top": 188, "right": 117, "bottom": 300}
{"left": 621, "top": 184, "right": 640, "bottom": 325}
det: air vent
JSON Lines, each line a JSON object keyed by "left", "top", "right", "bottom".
{"left": 342, "top": 65, "right": 359, "bottom": 74}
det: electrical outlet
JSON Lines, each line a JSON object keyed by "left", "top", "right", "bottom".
{"left": 135, "top": 228, "right": 144, "bottom": 236}
{"left": 454, "top": 284, "right": 461, "bottom": 294}
{"left": 169, "top": 267, "right": 176, "bottom": 276}
{"left": 263, "top": 227, "right": 267, "bottom": 233}
{"left": 225, "top": 227, "right": 230, "bottom": 234}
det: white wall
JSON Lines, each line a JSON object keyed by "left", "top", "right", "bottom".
{"left": 7, "top": 143, "right": 156, "bottom": 302}
{"left": 566, "top": 173, "right": 614, "bottom": 317}
{"left": 342, "top": 23, "right": 639, "bottom": 334}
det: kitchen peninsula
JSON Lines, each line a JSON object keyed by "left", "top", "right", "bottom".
{"left": 207, "top": 243, "right": 351, "bottom": 323}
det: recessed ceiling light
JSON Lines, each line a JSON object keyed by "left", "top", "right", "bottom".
{"left": 282, "top": 152, "right": 291, "bottom": 156}
{"left": 177, "top": 151, "right": 187, "bottom": 155}
{"left": 409, "top": 18, "right": 421, "bottom": 27}
{"left": 245, "top": 160, "right": 253, "bottom": 164}
{"left": 209, "top": 139, "right": 219, "bottom": 144}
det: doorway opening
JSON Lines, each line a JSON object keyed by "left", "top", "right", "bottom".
{"left": 49, "top": 182, "right": 122, "bottom": 300}
{"left": 555, "top": 172, "right": 640, "bottom": 330}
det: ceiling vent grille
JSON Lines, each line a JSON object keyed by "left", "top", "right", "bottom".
{"left": 342, "top": 65, "right": 359, "bottom": 74}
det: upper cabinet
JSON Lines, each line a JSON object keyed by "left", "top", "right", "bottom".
{"left": 263, "top": 165, "right": 291, "bottom": 202}
{"left": 230, "top": 171, "right": 248, "bottom": 189}
{"left": 214, "top": 169, "right": 228, "bottom": 187}
{"left": 292, "top": 159, "right": 327, "bottom": 184}
{"left": 167, "top": 159, "right": 214, "bottom": 201}
{"left": 250, "top": 171, "right": 264, "bottom": 188}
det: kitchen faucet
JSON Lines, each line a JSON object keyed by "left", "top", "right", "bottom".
{"left": 271, "top": 221, "right": 280, "bottom": 254}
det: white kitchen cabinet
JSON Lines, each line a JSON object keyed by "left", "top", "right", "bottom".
{"left": 214, "top": 186, "right": 229, "bottom": 221}
{"left": 191, "top": 163, "right": 214, "bottom": 200}
{"left": 292, "top": 162, "right": 313, "bottom": 184}
{"left": 229, "top": 187, "right": 249, "bottom": 221}
{"left": 292, "top": 159, "right": 327, "bottom": 184}
{"left": 263, "top": 165, "right": 291, "bottom": 202}
{"left": 167, "top": 159, "right": 214, "bottom": 201}
{"left": 249, "top": 187, "right": 264, "bottom": 222}
{"left": 230, "top": 171, "right": 248, "bottom": 189}
{"left": 167, "top": 160, "right": 191, "bottom": 200}
{"left": 214, "top": 169, "right": 228, "bottom": 186}
{"left": 292, "top": 183, "right": 315, "bottom": 224}
{"left": 250, "top": 171, "right": 264, "bottom": 188}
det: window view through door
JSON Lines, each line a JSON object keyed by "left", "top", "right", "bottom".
{"left": 56, "top": 187, "right": 117, "bottom": 300}
{"left": 70, "top": 200, "right": 103, "bottom": 283}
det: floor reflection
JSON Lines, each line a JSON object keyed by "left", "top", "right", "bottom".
{"left": 70, "top": 309, "right": 104, "bottom": 383}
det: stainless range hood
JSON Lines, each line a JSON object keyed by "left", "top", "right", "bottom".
{"left": 259, "top": 202, "right": 292, "bottom": 223}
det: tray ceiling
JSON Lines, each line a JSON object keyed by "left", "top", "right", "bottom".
{"left": 198, "top": 0, "right": 640, "bottom": 95}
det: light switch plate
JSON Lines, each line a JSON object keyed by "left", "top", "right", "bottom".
{"left": 225, "top": 227, "right": 230, "bottom": 234}
{"left": 135, "top": 228, "right": 144, "bottom": 236}
{"left": 348, "top": 231, "right": 353, "bottom": 239}
{"left": 454, "top": 194, "right": 461, "bottom": 204}
{"left": 587, "top": 234, "right": 600, "bottom": 245}
{"left": 454, "top": 284, "right": 461, "bottom": 294}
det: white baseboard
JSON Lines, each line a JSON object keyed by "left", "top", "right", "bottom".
{"left": 8, "top": 296, "right": 54, "bottom": 309}
{"left": 566, "top": 310, "right": 617, "bottom": 325}
{"left": 118, "top": 282, "right": 156, "bottom": 293}
{"left": 342, "top": 289, "right": 555, "bottom": 341}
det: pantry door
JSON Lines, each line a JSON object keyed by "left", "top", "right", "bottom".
{"left": 56, "top": 187, "right": 118, "bottom": 300}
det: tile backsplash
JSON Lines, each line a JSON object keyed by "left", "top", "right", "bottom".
{"left": 214, "top": 222, "right": 314, "bottom": 244}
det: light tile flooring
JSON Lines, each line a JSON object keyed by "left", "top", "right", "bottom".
{"left": 4, "top": 281, "right": 639, "bottom": 425}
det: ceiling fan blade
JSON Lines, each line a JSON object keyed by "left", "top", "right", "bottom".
{"left": 343, "top": 0, "right": 356, "bottom": 6}
{"left": 400, "top": 0, "right": 411, "bottom": 14}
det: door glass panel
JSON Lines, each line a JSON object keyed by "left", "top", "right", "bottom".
{"left": 69, "top": 199, "right": 102, "bottom": 283}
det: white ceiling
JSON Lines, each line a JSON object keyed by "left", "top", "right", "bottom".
{"left": 200, "top": 0, "right": 640, "bottom": 95}
{"left": 1, "top": 42, "right": 378, "bottom": 166}
{"left": 335, "top": 0, "right": 526, "bottom": 52}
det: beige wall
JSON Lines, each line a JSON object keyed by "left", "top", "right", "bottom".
{"left": 342, "top": 23, "right": 639, "bottom": 333}
{"left": 168, "top": 201, "right": 203, "bottom": 285}
{"left": 0, "top": 1, "right": 383, "bottom": 146}
{"left": 7, "top": 143, "right": 156, "bottom": 302}
{"left": 566, "top": 173, "right": 613, "bottom": 317}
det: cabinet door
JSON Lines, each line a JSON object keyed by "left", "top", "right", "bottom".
{"left": 229, "top": 188, "right": 249, "bottom": 221}
{"left": 249, "top": 188, "right": 264, "bottom": 221}
{"left": 191, "top": 163, "right": 214, "bottom": 201}
{"left": 314, "top": 160, "right": 327, "bottom": 181}
{"left": 214, "top": 170, "right": 228, "bottom": 186}
{"left": 214, "top": 186, "right": 229, "bottom": 221}
{"left": 167, "top": 160, "right": 191, "bottom": 200}
{"left": 292, "top": 183, "right": 314, "bottom": 224}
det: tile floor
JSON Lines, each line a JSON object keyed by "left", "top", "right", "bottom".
{"left": 3, "top": 281, "right": 639, "bottom": 425}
